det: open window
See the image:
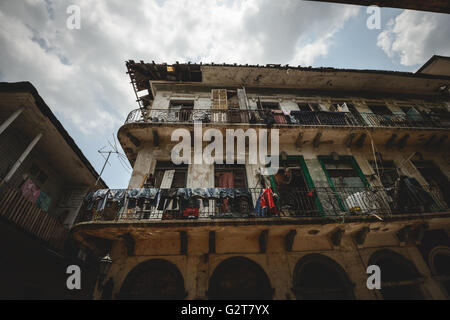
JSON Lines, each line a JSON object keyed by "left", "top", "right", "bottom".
{"left": 318, "top": 156, "right": 375, "bottom": 215}
{"left": 297, "top": 102, "right": 321, "bottom": 112}
{"left": 272, "top": 156, "right": 320, "bottom": 216}
{"left": 413, "top": 161, "right": 450, "bottom": 207}
{"left": 168, "top": 100, "right": 194, "bottom": 122}
{"left": 369, "top": 160, "right": 399, "bottom": 187}
{"left": 260, "top": 101, "right": 280, "bottom": 110}
{"left": 153, "top": 161, "right": 188, "bottom": 188}
{"left": 214, "top": 164, "right": 247, "bottom": 188}
{"left": 320, "top": 157, "right": 368, "bottom": 189}
{"left": 367, "top": 104, "right": 393, "bottom": 115}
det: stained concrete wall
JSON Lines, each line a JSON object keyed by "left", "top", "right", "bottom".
{"left": 128, "top": 136, "right": 450, "bottom": 194}
{"left": 116, "top": 89, "right": 450, "bottom": 300}
{"left": 96, "top": 225, "right": 449, "bottom": 300}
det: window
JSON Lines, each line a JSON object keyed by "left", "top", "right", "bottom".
{"left": 27, "top": 163, "right": 48, "bottom": 185}
{"left": 208, "top": 257, "right": 273, "bottom": 299}
{"left": 369, "top": 160, "right": 399, "bottom": 187}
{"left": 367, "top": 104, "right": 392, "bottom": 115}
{"left": 413, "top": 161, "right": 449, "bottom": 207}
{"left": 169, "top": 100, "right": 194, "bottom": 109}
{"left": 346, "top": 103, "right": 366, "bottom": 125}
{"left": 214, "top": 164, "right": 247, "bottom": 188}
{"left": 429, "top": 246, "right": 450, "bottom": 296}
{"left": 369, "top": 250, "right": 424, "bottom": 299}
{"left": 275, "top": 157, "right": 309, "bottom": 190}
{"left": 274, "top": 157, "right": 318, "bottom": 216}
{"left": 293, "top": 254, "right": 355, "bottom": 300}
{"left": 169, "top": 100, "right": 194, "bottom": 122}
{"left": 260, "top": 102, "right": 279, "bottom": 110}
{"left": 321, "top": 158, "right": 366, "bottom": 188}
{"left": 297, "top": 102, "right": 320, "bottom": 112}
{"left": 153, "top": 161, "right": 188, "bottom": 188}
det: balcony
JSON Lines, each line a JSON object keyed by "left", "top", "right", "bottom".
{"left": 0, "top": 183, "right": 68, "bottom": 251}
{"left": 360, "top": 113, "right": 449, "bottom": 128}
{"left": 76, "top": 185, "right": 449, "bottom": 224}
{"left": 125, "top": 108, "right": 450, "bottom": 129}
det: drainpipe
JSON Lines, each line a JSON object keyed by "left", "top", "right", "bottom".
{"left": 1, "top": 133, "right": 43, "bottom": 184}
{"left": 0, "top": 108, "right": 23, "bottom": 136}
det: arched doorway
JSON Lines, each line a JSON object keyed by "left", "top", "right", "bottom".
{"left": 119, "top": 259, "right": 186, "bottom": 299}
{"left": 369, "top": 249, "right": 424, "bottom": 299}
{"left": 207, "top": 256, "right": 273, "bottom": 299}
{"left": 293, "top": 254, "right": 355, "bottom": 300}
{"left": 428, "top": 246, "right": 450, "bottom": 296}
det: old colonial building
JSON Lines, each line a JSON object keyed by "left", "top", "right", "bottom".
{"left": 72, "top": 56, "right": 450, "bottom": 300}
{"left": 0, "top": 82, "right": 107, "bottom": 299}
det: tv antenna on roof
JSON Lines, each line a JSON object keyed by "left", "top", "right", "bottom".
{"left": 94, "top": 134, "right": 132, "bottom": 186}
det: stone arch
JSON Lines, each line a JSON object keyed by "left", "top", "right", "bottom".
{"left": 428, "top": 246, "right": 450, "bottom": 296}
{"left": 369, "top": 249, "right": 424, "bottom": 299}
{"left": 118, "top": 259, "right": 186, "bottom": 299}
{"left": 293, "top": 253, "right": 355, "bottom": 300}
{"left": 207, "top": 256, "right": 273, "bottom": 299}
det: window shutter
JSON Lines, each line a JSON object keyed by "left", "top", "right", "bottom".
{"left": 211, "top": 89, "right": 227, "bottom": 122}
{"left": 160, "top": 170, "right": 175, "bottom": 188}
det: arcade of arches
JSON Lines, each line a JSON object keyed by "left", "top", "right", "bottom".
{"left": 112, "top": 243, "right": 449, "bottom": 300}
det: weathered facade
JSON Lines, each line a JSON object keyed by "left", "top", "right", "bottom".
{"left": 73, "top": 57, "right": 450, "bottom": 300}
{"left": 0, "top": 82, "right": 107, "bottom": 299}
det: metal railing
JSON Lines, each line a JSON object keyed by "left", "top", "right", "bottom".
{"left": 77, "top": 185, "right": 448, "bottom": 223}
{"left": 125, "top": 108, "right": 450, "bottom": 129}
{"left": 360, "top": 112, "right": 449, "bottom": 128}
{"left": 0, "top": 182, "right": 68, "bottom": 251}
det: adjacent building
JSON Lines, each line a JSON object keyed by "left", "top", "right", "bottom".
{"left": 72, "top": 56, "right": 450, "bottom": 299}
{"left": 0, "top": 82, "right": 107, "bottom": 299}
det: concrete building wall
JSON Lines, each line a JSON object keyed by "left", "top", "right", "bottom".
{"left": 0, "top": 125, "right": 65, "bottom": 216}
{"left": 101, "top": 86, "right": 450, "bottom": 300}
{"left": 98, "top": 228, "right": 448, "bottom": 300}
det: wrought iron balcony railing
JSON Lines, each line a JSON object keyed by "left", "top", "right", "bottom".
{"left": 359, "top": 113, "right": 449, "bottom": 128}
{"left": 77, "top": 185, "right": 448, "bottom": 223}
{"left": 124, "top": 108, "right": 450, "bottom": 129}
{"left": 0, "top": 182, "right": 68, "bottom": 250}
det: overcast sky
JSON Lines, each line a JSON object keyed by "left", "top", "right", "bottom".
{"left": 1, "top": 0, "right": 449, "bottom": 188}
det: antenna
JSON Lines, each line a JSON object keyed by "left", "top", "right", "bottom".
{"left": 94, "top": 134, "right": 132, "bottom": 186}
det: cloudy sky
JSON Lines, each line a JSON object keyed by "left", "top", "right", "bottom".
{"left": 0, "top": 0, "right": 449, "bottom": 188}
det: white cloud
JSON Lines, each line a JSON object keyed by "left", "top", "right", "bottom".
{"left": 377, "top": 10, "right": 450, "bottom": 66}
{"left": 0, "top": 0, "right": 359, "bottom": 136}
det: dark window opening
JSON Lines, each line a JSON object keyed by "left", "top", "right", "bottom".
{"left": 297, "top": 103, "right": 312, "bottom": 111}
{"left": 260, "top": 102, "right": 279, "bottom": 110}
{"left": 346, "top": 103, "right": 366, "bottom": 125}
{"left": 293, "top": 254, "right": 355, "bottom": 300}
{"left": 413, "top": 161, "right": 450, "bottom": 206}
{"left": 208, "top": 257, "right": 273, "bottom": 299}
{"left": 154, "top": 161, "right": 188, "bottom": 188}
{"left": 275, "top": 158, "right": 309, "bottom": 190}
{"left": 297, "top": 102, "right": 320, "bottom": 112}
{"left": 27, "top": 163, "right": 48, "bottom": 185}
{"left": 322, "top": 158, "right": 365, "bottom": 188}
{"left": 369, "top": 160, "right": 399, "bottom": 187}
{"left": 367, "top": 104, "right": 393, "bottom": 115}
{"left": 169, "top": 100, "right": 194, "bottom": 122}
{"left": 119, "top": 259, "right": 186, "bottom": 299}
{"left": 274, "top": 157, "right": 317, "bottom": 215}
{"left": 369, "top": 250, "right": 424, "bottom": 300}
{"left": 214, "top": 164, "right": 247, "bottom": 188}
{"left": 432, "top": 251, "right": 450, "bottom": 295}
